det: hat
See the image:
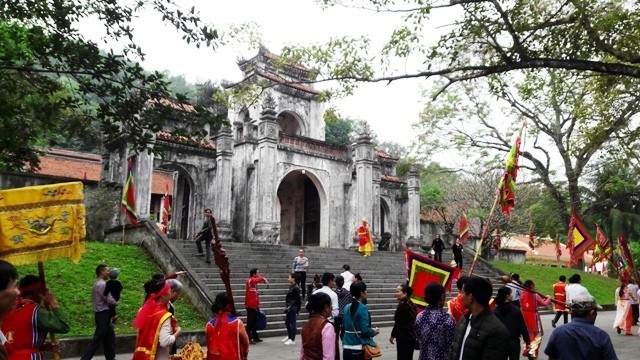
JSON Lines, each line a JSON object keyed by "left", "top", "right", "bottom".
{"left": 570, "top": 294, "right": 602, "bottom": 312}
{"left": 108, "top": 268, "right": 121, "bottom": 279}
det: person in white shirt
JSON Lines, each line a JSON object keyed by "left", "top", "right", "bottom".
{"left": 313, "top": 273, "right": 339, "bottom": 323}
{"left": 339, "top": 264, "right": 355, "bottom": 292}
{"left": 565, "top": 274, "right": 592, "bottom": 305}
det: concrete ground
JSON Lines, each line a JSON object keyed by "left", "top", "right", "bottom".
{"left": 64, "top": 310, "right": 638, "bottom": 359}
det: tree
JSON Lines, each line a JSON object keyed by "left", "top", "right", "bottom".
{"left": 1, "top": 1, "right": 222, "bottom": 171}
{"left": 282, "top": 0, "right": 640, "bottom": 97}
{"left": 414, "top": 68, "right": 640, "bottom": 230}
{"left": 324, "top": 108, "right": 354, "bottom": 146}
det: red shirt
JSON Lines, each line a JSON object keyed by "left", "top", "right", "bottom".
{"left": 552, "top": 282, "right": 567, "bottom": 312}
{"left": 2, "top": 300, "right": 44, "bottom": 360}
{"left": 244, "top": 276, "right": 266, "bottom": 309}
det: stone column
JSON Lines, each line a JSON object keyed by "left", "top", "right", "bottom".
{"left": 407, "top": 165, "right": 421, "bottom": 244}
{"left": 354, "top": 132, "right": 374, "bottom": 229}
{"left": 214, "top": 126, "right": 234, "bottom": 240}
{"left": 372, "top": 164, "right": 381, "bottom": 242}
{"left": 252, "top": 95, "right": 281, "bottom": 243}
{"left": 129, "top": 150, "right": 153, "bottom": 223}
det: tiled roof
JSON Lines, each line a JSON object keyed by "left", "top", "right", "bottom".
{"left": 381, "top": 175, "right": 404, "bottom": 184}
{"left": 501, "top": 234, "right": 593, "bottom": 262}
{"left": 255, "top": 70, "right": 320, "bottom": 95}
{"left": 36, "top": 149, "right": 173, "bottom": 195}
{"left": 374, "top": 149, "right": 398, "bottom": 160}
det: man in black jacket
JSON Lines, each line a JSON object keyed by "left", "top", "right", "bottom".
{"left": 448, "top": 276, "right": 509, "bottom": 360}
{"left": 195, "top": 208, "right": 213, "bottom": 264}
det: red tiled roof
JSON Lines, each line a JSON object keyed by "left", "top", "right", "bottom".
{"left": 381, "top": 174, "right": 404, "bottom": 184}
{"left": 502, "top": 235, "right": 593, "bottom": 262}
{"left": 255, "top": 70, "right": 320, "bottom": 95}
{"left": 36, "top": 149, "right": 173, "bottom": 195}
{"left": 374, "top": 149, "right": 398, "bottom": 160}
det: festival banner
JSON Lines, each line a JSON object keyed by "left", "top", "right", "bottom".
{"left": 405, "top": 249, "right": 461, "bottom": 307}
{"left": 591, "top": 224, "right": 612, "bottom": 265}
{"left": 498, "top": 124, "right": 524, "bottom": 216}
{"left": 0, "top": 182, "right": 86, "bottom": 265}
{"left": 160, "top": 184, "right": 171, "bottom": 225}
{"left": 459, "top": 212, "right": 469, "bottom": 244}
{"left": 617, "top": 235, "right": 637, "bottom": 283}
{"left": 121, "top": 158, "right": 138, "bottom": 225}
{"left": 567, "top": 212, "right": 594, "bottom": 261}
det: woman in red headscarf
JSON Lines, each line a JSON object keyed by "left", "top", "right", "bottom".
{"left": 132, "top": 279, "right": 182, "bottom": 360}
{"left": 355, "top": 219, "right": 373, "bottom": 257}
{"left": 206, "top": 292, "right": 249, "bottom": 360}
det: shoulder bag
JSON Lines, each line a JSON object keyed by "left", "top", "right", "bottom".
{"left": 350, "top": 310, "right": 381, "bottom": 359}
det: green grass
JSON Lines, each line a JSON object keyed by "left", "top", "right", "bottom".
{"left": 15, "top": 242, "right": 209, "bottom": 338}
{"left": 490, "top": 261, "right": 619, "bottom": 305}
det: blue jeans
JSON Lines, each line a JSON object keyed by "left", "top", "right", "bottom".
{"left": 285, "top": 305, "right": 298, "bottom": 340}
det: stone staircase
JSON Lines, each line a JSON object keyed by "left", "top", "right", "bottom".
{"left": 170, "top": 239, "right": 504, "bottom": 338}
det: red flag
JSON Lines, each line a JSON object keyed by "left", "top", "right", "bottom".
{"left": 405, "top": 249, "right": 461, "bottom": 308}
{"left": 591, "top": 224, "right": 612, "bottom": 265}
{"left": 121, "top": 158, "right": 138, "bottom": 226}
{"left": 459, "top": 212, "right": 469, "bottom": 244}
{"left": 567, "top": 212, "right": 594, "bottom": 263}
{"left": 617, "top": 235, "right": 637, "bottom": 283}
{"left": 498, "top": 124, "right": 524, "bottom": 216}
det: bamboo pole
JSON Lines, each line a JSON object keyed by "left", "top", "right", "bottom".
{"left": 468, "top": 192, "right": 500, "bottom": 276}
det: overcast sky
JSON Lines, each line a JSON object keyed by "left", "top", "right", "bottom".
{"left": 85, "top": 0, "right": 461, "bottom": 149}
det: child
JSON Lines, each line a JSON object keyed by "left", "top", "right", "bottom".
{"left": 104, "top": 268, "right": 122, "bottom": 323}
{"left": 307, "top": 274, "right": 322, "bottom": 297}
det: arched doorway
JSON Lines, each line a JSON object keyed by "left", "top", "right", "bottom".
{"left": 154, "top": 164, "right": 194, "bottom": 240}
{"left": 277, "top": 170, "right": 321, "bottom": 246}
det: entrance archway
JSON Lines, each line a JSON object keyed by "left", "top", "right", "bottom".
{"left": 155, "top": 164, "right": 194, "bottom": 240}
{"left": 277, "top": 170, "right": 323, "bottom": 246}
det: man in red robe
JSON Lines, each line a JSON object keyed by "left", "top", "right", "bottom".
{"left": 551, "top": 275, "right": 568, "bottom": 328}
{"left": 1, "top": 275, "right": 69, "bottom": 360}
{"left": 356, "top": 219, "right": 373, "bottom": 257}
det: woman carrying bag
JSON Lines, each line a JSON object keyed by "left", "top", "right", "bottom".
{"left": 341, "top": 281, "right": 381, "bottom": 360}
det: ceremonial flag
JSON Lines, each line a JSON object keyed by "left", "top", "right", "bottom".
{"left": 591, "top": 224, "right": 612, "bottom": 265}
{"left": 617, "top": 235, "right": 637, "bottom": 283}
{"left": 459, "top": 212, "right": 469, "bottom": 244}
{"left": 121, "top": 158, "right": 138, "bottom": 226}
{"left": 405, "top": 249, "right": 461, "bottom": 307}
{"left": 498, "top": 124, "right": 524, "bottom": 216}
{"left": 528, "top": 228, "right": 535, "bottom": 251}
{"left": 0, "top": 182, "right": 86, "bottom": 265}
{"left": 160, "top": 184, "right": 171, "bottom": 226}
{"left": 555, "top": 236, "right": 562, "bottom": 261}
{"left": 567, "top": 212, "right": 594, "bottom": 261}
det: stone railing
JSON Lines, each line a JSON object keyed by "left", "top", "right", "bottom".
{"left": 278, "top": 133, "right": 349, "bottom": 160}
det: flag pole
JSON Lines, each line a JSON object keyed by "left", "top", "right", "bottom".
{"left": 468, "top": 192, "right": 500, "bottom": 276}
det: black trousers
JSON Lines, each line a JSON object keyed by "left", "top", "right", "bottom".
{"left": 454, "top": 256, "right": 463, "bottom": 268}
{"left": 81, "top": 310, "right": 115, "bottom": 360}
{"left": 434, "top": 251, "right": 443, "bottom": 262}
{"left": 196, "top": 238, "right": 211, "bottom": 262}
{"left": 396, "top": 339, "right": 415, "bottom": 360}
{"left": 246, "top": 307, "right": 260, "bottom": 341}
{"left": 295, "top": 271, "right": 307, "bottom": 297}
{"left": 553, "top": 311, "right": 568, "bottom": 325}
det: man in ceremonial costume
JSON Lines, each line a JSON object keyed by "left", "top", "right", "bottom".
{"left": 356, "top": 219, "right": 373, "bottom": 257}
{"left": 132, "top": 279, "right": 181, "bottom": 360}
{"left": 0, "top": 260, "right": 20, "bottom": 360}
{"left": 520, "top": 280, "right": 551, "bottom": 360}
{"left": 551, "top": 275, "right": 568, "bottom": 328}
{"left": 1, "top": 275, "right": 69, "bottom": 360}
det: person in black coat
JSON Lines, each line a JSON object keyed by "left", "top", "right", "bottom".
{"left": 431, "top": 234, "right": 445, "bottom": 262}
{"left": 195, "top": 208, "right": 214, "bottom": 264}
{"left": 493, "top": 286, "right": 531, "bottom": 360}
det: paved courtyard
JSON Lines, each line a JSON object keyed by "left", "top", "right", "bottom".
{"left": 64, "top": 310, "right": 639, "bottom": 359}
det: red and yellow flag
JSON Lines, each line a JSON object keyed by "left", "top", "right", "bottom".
{"left": 498, "top": 124, "right": 524, "bottom": 216}
{"left": 459, "top": 212, "right": 469, "bottom": 244}
{"left": 121, "top": 158, "right": 138, "bottom": 226}
{"left": 567, "top": 212, "right": 594, "bottom": 263}
{"left": 405, "top": 249, "right": 461, "bottom": 308}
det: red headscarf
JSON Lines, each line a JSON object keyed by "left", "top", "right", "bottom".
{"left": 133, "top": 282, "right": 171, "bottom": 329}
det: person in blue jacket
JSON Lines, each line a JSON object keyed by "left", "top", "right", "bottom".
{"left": 341, "top": 281, "right": 380, "bottom": 360}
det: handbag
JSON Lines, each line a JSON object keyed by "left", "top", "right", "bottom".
{"left": 349, "top": 311, "right": 381, "bottom": 359}
{"left": 256, "top": 308, "right": 267, "bottom": 331}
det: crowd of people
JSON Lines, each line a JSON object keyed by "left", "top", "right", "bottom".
{"left": 0, "top": 249, "right": 627, "bottom": 360}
